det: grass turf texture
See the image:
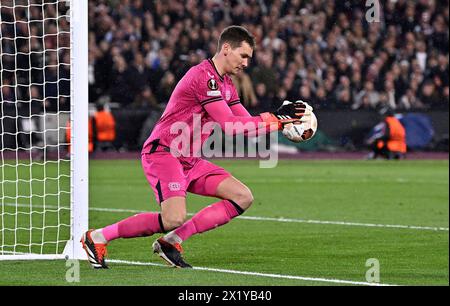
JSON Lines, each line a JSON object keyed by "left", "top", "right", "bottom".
{"left": 0, "top": 159, "right": 448, "bottom": 286}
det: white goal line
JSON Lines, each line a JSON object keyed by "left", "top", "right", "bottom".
{"left": 107, "top": 259, "right": 398, "bottom": 286}
{"left": 3, "top": 203, "right": 448, "bottom": 232}
{"left": 0, "top": 251, "right": 397, "bottom": 285}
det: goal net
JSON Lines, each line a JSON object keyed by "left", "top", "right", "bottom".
{"left": 0, "top": 0, "right": 88, "bottom": 260}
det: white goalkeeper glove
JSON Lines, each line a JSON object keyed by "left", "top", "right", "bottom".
{"left": 282, "top": 122, "right": 305, "bottom": 143}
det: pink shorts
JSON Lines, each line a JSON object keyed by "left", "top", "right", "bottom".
{"left": 141, "top": 152, "right": 231, "bottom": 204}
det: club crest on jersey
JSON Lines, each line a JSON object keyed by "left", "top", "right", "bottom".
{"left": 168, "top": 182, "right": 181, "bottom": 191}
{"left": 207, "top": 78, "right": 218, "bottom": 90}
{"left": 225, "top": 90, "right": 231, "bottom": 101}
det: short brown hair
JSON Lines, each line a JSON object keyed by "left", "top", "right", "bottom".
{"left": 218, "top": 26, "right": 255, "bottom": 50}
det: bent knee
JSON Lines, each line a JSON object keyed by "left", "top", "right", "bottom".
{"left": 243, "top": 190, "right": 254, "bottom": 207}
{"left": 232, "top": 187, "right": 254, "bottom": 211}
{"left": 161, "top": 213, "right": 186, "bottom": 231}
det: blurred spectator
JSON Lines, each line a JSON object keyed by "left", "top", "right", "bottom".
{"left": 366, "top": 110, "right": 407, "bottom": 160}
{"left": 59, "top": 53, "right": 71, "bottom": 112}
{"left": 66, "top": 118, "right": 94, "bottom": 154}
{"left": 44, "top": 64, "right": 59, "bottom": 112}
{"left": 298, "top": 85, "right": 313, "bottom": 105}
{"left": 157, "top": 71, "right": 176, "bottom": 104}
{"left": 93, "top": 104, "right": 116, "bottom": 152}
{"left": 383, "top": 80, "right": 397, "bottom": 110}
{"left": 419, "top": 80, "right": 444, "bottom": 109}
{"left": 313, "top": 86, "right": 329, "bottom": 109}
{"left": 92, "top": 40, "right": 114, "bottom": 101}
{"left": 251, "top": 51, "right": 277, "bottom": 99}
{"left": 1, "top": 80, "right": 16, "bottom": 106}
{"left": 134, "top": 86, "right": 162, "bottom": 110}
{"left": 352, "top": 81, "right": 380, "bottom": 110}
{"left": 416, "top": 41, "right": 428, "bottom": 72}
{"left": 336, "top": 89, "right": 352, "bottom": 109}
{"left": 431, "top": 54, "right": 449, "bottom": 88}
{"left": 231, "top": 72, "right": 258, "bottom": 109}
{"left": 443, "top": 86, "right": 450, "bottom": 108}
{"left": 254, "top": 83, "right": 272, "bottom": 112}
{"left": 399, "top": 88, "right": 425, "bottom": 110}
{"left": 108, "top": 55, "right": 136, "bottom": 106}
{"left": 129, "top": 52, "right": 151, "bottom": 94}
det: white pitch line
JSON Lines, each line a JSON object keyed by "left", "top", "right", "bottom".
{"left": 243, "top": 178, "right": 449, "bottom": 185}
{"left": 107, "top": 258, "right": 397, "bottom": 286}
{"left": 3, "top": 203, "right": 449, "bottom": 232}
{"left": 239, "top": 216, "right": 450, "bottom": 232}
{"left": 0, "top": 253, "right": 398, "bottom": 286}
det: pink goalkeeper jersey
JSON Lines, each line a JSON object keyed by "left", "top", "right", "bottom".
{"left": 143, "top": 59, "right": 255, "bottom": 160}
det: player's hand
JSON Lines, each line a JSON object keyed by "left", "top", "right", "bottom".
{"left": 276, "top": 100, "right": 313, "bottom": 120}
{"left": 260, "top": 101, "right": 312, "bottom": 130}
{"left": 275, "top": 100, "right": 312, "bottom": 123}
{"left": 293, "top": 100, "right": 313, "bottom": 113}
{"left": 282, "top": 122, "right": 305, "bottom": 143}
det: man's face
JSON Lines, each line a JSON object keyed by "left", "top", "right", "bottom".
{"left": 223, "top": 41, "right": 253, "bottom": 75}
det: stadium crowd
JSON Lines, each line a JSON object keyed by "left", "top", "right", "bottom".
{"left": 87, "top": 0, "right": 449, "bottom": 113}
{"left": 1, "top": 0, "right": 449, "bottom": 152}
{"left": 1, "top": 0, "right": 448, "bottom": 115}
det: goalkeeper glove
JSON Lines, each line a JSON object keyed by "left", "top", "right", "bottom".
{"left": 260, "top": 100, "right": 313, "bottom": 130}
{"left": 293, "top": 100, "right": 313, "bottom": 114}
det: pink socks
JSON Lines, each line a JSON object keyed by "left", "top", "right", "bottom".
{"left": 174, "top": 199, "right": 243, "bottom": 241}
{"left": 101, "top": 200, "right": 243, "bottom": 243}
{"left": 102, "top": 212, "right": 163, "bottom": 241}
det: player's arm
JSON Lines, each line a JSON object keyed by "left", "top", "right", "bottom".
{"left": 195, "top": 73, "right": 268, "bottom": 135}
{"left": 195, "top": 72, "right": 310, "bottom": 135}
{"left": 229, "top": 100, "right": 252, "bottom": 117}
{"left": 227, "top": 77, "right": 314, "bottom": 129}
{"left": 203, "top": 100, "right": 268, "bottom": 135}
{"left": 227, "top": 101, "right": 282, "bottom": 137}
{"left": 204, "top": 99, "right": 312, "bottom": 136}
{"left": 227, "top": 101, "right": 268, "bottom": 137}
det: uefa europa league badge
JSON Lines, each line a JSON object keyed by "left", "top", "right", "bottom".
{"left": 207, "top": 78, "right": 218, "bottom": 90}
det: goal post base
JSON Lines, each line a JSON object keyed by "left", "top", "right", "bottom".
{"left": 0, "top": 240, "right": 87, "bottom": 260}
{"left": 0, "top": 254, "right": 68, "bottom": 261}
{"left": 62, "top": 238, "right": 88, "bottom": 260}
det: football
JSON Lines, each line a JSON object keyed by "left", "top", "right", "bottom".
{"left": 282, "top": 111, "right": 318, "bottom": 143}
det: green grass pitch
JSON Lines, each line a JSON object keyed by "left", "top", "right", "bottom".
{"left": 0, "top": 158, "right": 448, "bottom": 286}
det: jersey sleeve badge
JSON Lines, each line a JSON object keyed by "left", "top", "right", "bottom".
{"left": 207, "top": 78, "right": 218, "bottom": 90}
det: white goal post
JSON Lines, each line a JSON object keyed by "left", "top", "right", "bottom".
{"left": 0, "top": 0, "right": 88, "bottom": 260}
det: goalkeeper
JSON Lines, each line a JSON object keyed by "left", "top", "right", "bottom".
{"left": 81, "top": 26, "right": 311, "bottom": 269}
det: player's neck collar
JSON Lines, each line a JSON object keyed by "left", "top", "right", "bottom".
{"left": 208, "top": 58, "right": 224, "bottom": 82}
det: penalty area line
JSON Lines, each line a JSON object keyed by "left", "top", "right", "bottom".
{"left": 107, "top": 258, "right": 397, "bottom": 286}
